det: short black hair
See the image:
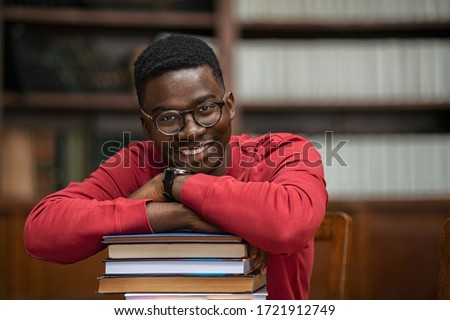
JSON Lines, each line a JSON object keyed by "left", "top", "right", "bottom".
{"left": 133, "top": 34, "right": 224, "bottom": 106}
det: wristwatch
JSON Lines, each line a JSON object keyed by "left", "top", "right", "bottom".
{"left": 163, "top": 168, "right": 190, "bottom": 201}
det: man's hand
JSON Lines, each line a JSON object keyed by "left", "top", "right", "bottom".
{"left": 130, "top": 172, "right": 223, "bottom": 234}
{"left": 248, "top": 244, "right": 268, "bottom": 275}
{"left": 147, "top": 202, "right": 223, "bottom": 234}
{"left": 185, "top": 209, "right": 223, "bottom": 234}
{"left": 128, "top": 172, "right": 166, "bottom": 202}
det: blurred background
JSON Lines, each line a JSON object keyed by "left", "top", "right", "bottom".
{"left": 0, "top": 0, "right": 449, "bottom": 299}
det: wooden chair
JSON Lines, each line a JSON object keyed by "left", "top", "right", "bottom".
{"left": 312, "top": 211, "right": 353, "bottom": 299}
{"left": 437, "top": 218, "right": 450, "bottom": 299}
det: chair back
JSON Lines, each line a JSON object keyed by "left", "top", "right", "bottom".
{"left": 312, "top": 211, "right": 352, "bottom": 299}
{"left": 437, "top": 218, "right": 450, "bottom": 299}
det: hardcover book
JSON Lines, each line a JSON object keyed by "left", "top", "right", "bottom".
{"left": 98, "top": 231, "right": 261, "bottom": 297}
{"left": 103, "top": 258, "right": 252, "bottom": 275}
{"left": 124, "top": 285, "right": 268, "bottom": 300}
{"left": 97, "top": 270, "right": 266, "bottom": 294}
{"left": 106, "top": 241, "right": 248, "bottom": 259}
{"left": 102, "top": 231, "right": 243, "bottom": 244}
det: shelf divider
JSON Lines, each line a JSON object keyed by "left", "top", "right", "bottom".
{"left": 4, "top": 6, "right": 214, "bottom": 29}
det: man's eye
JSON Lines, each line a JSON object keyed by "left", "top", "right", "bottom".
{"left": 159, "top": 113, "right": 178, "bottom": 122}
{"left": 197, "top": 103, "right": 215, "bottom": 113}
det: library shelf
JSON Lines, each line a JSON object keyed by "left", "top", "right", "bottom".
{"left": 4, "top": 91, "right": 138, "bottom": 112}
{"left": 240, "top": 100, "right": 450, "bottom": 112}
{"left": 239, "top": 20, "right": 450, "bottom": 38}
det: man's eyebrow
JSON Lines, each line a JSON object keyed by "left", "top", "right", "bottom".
{"left": 150, "top": 105, "right": 175, "bottom": 114}
{"left": 150, "top": 94, "right": 218, "bottom": 114}
{"left": 194, "top": 93, "right": 217, "bottom": 105}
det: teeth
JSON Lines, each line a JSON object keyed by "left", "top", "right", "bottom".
{"left": 181, "top": 145, "right": 206, "bottom": 156}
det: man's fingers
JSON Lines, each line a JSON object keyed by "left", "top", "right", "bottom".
{"left": 248, "top": 245, "right": 267, "bottom": 272}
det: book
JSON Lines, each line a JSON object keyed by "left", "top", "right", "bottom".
{"left": 97, "top": 270, "right": 266, "bottom": 294}
{"left": 103, "top": 258, "right": 252, "bottom": 275}
{"left": 1, "top": 129, "right": 36, "bottom": 201}
{"left": 124, "top": 285, "right": 268, "bottom": 300}
{"left": 102, "top": 231, "right": 243, "bottom": 244}
{"left": 106, "top": 242, "right": 248, "bottom": 259}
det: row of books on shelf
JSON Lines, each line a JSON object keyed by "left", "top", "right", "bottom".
{"left": 1, "top": 128, "right": 449, "bottom": 202}
{"left": 5, "top": 29, "right": 220, "bottom": 94}
{"left": 235, "top": 39, "right": 450, "bottom": 104}
{"left": 309, "top": 133, "right": 450, "bottom": 200}
{"left": 97, "top": 231, "right": 267, "bottom": 300}
{"left": 0, "top": 127, "right": 139, "bottom": 201}
{"left": 7, "top": 24, "right": 449, "bottom": 102}
{"left": 0, "top": 128, "right": 88, "bottom": 201}
{"left": 234, "top": 0, "right": 450, "bottom": 22}
{"left": 6, "top": 25, "right": 139, "bottom": 93}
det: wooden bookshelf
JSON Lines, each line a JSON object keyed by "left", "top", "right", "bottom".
{"left": 4, "top": 6, "right": 214, "bottom": 29}
{"left": 239, "top": 20, "right": 450, "bottom": 38}
{"left": 2, "top": 1, "right": 449, "bottom": 125}
{"left": 0, "top": 1, "right": 233, "bottom": 111}
{"left": 4, "top": 91, "right": 137, "bottom": 111}
{"left": 232, "top": 2, "right": 450, "bottom": 121}
{"left": 241, "top": 99, "right": 450, "bottom": 112}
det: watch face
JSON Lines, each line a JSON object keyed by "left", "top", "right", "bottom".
{"left": 172, "top": 168, "right": 190, "bottom": 175}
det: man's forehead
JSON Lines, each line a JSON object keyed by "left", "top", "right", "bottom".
{"left": 143, "top": 67, "right": 221, "bottom": 104}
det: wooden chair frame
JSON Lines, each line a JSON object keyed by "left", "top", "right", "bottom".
{"left": 314, "top": 211, "right": 353, "bottom": 299}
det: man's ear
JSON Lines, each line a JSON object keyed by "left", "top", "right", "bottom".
{"left": 227, "top": 91, "right": 236, "bottom": 120}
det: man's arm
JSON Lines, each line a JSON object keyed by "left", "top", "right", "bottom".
{"left": 127, "top": 171, "right": 224, "bottom": 234}
{"left": 178, "top": 135, "right": 328, "bottom": 256}
{"left": 144, "top": 202, "right": 223, "bottom": 234}
{"left": 23, "top": 141, "right": 223, "bottom": 264}
{"left": 24, "top": 142, "right": 156, "bottom": 263}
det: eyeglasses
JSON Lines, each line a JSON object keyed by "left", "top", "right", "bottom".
{"left": 140, "top": 92, "right": 228, "bottom": 136}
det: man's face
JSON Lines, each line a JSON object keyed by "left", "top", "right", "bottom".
{"left": 140, "top": 66, "right": 235, "bottom": 175}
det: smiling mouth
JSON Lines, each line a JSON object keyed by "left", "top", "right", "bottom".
{"left": 173, "top": 141, "right": 222, "bottom": 166}
{"left": 180, "top": 144, "right": 208, "bottom": 156}
{"left": 168, "top": 140, "right": 226, "bottom": 173}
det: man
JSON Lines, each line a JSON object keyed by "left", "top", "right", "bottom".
{"left": 24, "top": 34, "right": 328, "bottom": 299}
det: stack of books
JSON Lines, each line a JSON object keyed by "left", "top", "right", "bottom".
{"left": 97, "top": 231, "right": 267, "bottom": 300}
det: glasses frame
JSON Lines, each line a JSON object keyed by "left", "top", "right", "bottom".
{"left": 140, "top": 91, "right": 228, "bottom": 136}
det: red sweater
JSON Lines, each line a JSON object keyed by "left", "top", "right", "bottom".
{"left": 24, "top": 133, "right": 327, "bottom": 299}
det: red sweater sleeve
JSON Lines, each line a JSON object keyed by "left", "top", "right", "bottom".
{"left": 23, "top": 141, "right": 160, "bottom": 264}
{"left": 180, "top": 133, "right": 328, "bottom": 255}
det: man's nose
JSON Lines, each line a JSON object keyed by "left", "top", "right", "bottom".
{"left": 177, "top": 113, "right": 206, "bottom": 140}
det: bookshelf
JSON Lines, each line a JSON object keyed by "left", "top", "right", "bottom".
{"left": 3, "top": 6, "right": 214, "bottom": 28}
{"left": 0, "top": 0, "right": 232, "bottom": 202}
{"left": 2, "top": 1, "right": 449, "bottom": 136}
{"left": 230, "top": 0, "right": 450, "bottom": 202}
{"left": 1, "top": 0, "right": 450, "bottom": 300}
{"left": 4, "top": 91, "right": 137, "bottom": 111}
{"left": 232, "top": 0, "right": 450, "bottom": 135}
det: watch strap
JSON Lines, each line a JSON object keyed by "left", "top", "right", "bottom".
{"left": 163, "top": 168, "right": 190, "bottom": 201}
{"left": 163, "top": 168, "right": 176, "bottom": 201}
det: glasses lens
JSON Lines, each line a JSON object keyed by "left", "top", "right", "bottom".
{"left": 156, "top": 111, "right": 183, "bottom": 135}
{"left": 194, "top": 103, "right": 221, "bottom": 127}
